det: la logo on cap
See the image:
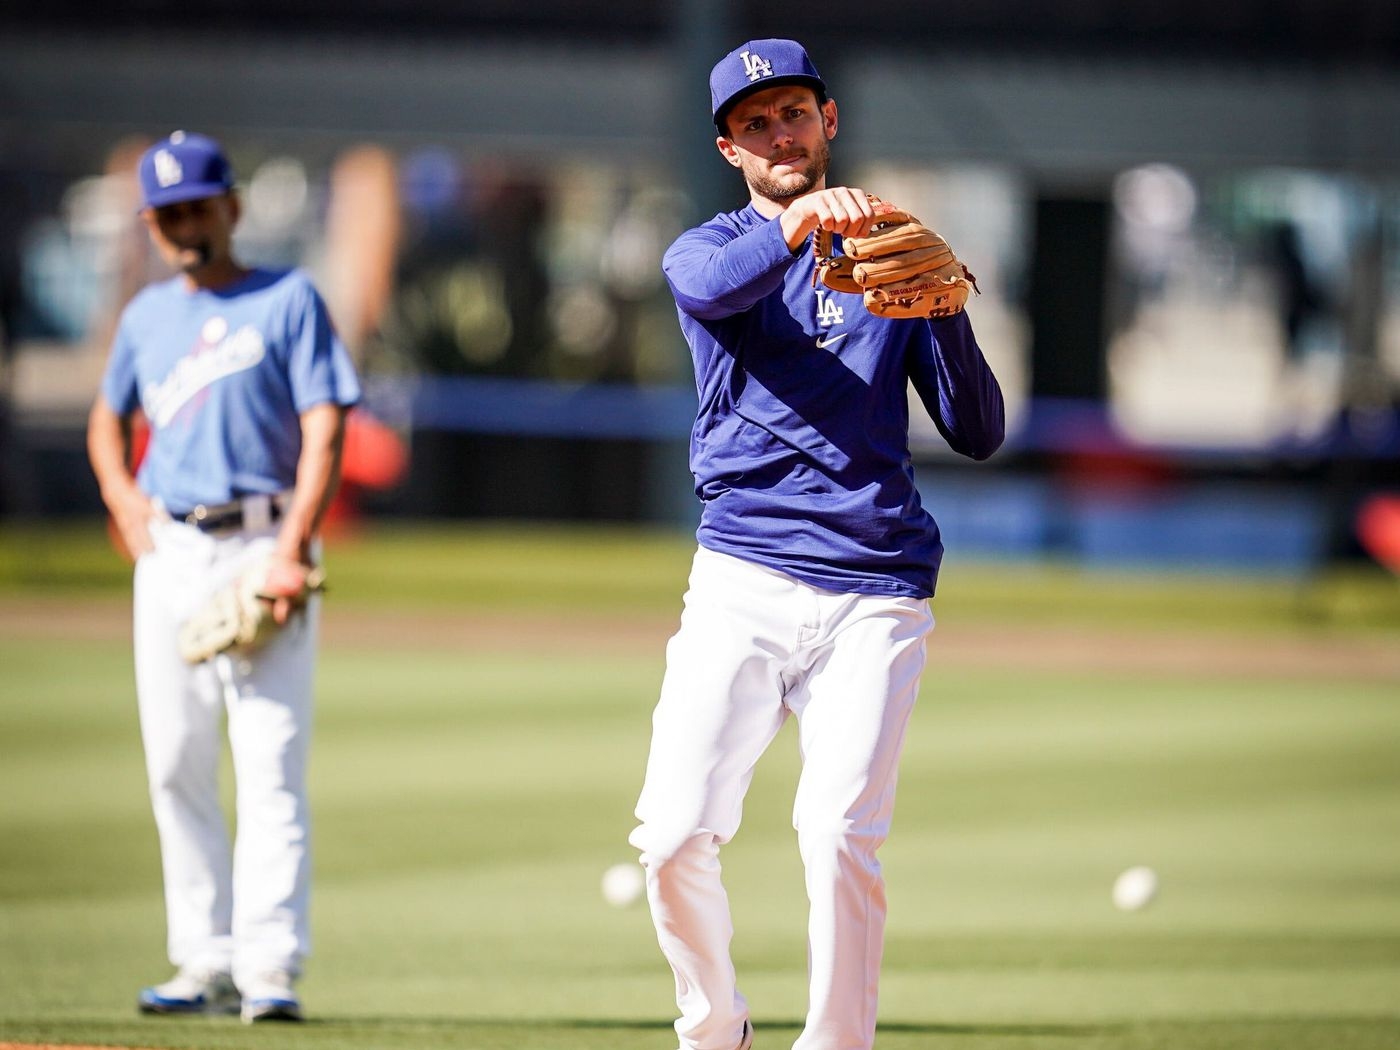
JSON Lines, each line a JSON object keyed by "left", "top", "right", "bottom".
{"left": 154, "top": 149, "right": 184, "bottom": 188}
{"left": 740, "top": 49, "right": 773, "bottom": 82}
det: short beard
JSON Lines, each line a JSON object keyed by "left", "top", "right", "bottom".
{"left": 745, "top": 134, "right": 831, "bottom": 204}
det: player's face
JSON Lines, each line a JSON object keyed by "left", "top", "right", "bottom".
{"left": 718, "top": 87, "right": 837, "bottom": 203}
{"left": 142, "top": 193, "right": 240, "bottom": 279}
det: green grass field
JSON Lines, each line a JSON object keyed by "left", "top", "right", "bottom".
{"left": 1, "top": 522, "right": 1398, "bottom": 1050}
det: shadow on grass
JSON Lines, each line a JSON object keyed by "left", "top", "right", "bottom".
{"left": 300, "top": 1015, "right": 1117, "bottom": 1037}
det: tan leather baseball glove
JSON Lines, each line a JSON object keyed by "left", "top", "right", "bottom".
{"left": 814, "top": 197, "right": 979, "bottom": 319}
{"left": 178, "top": 556, "right": 325, "bottom": 665}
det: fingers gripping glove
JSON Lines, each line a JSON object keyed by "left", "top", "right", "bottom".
{"left": 178, "top": 557, "right": 326, "bottom": 665}
{"left": 813, "top": 198, "right": 979, "bottom": 319}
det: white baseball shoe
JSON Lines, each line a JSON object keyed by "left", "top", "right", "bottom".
{"left": 137, "top": 968, "right": 240, "bottom": 1015}
{"left": 238, "top": 970, "right": 303, "bottom": 1024}
{"left": 737, "top": 1018, "right": 754, "bottom": 1050}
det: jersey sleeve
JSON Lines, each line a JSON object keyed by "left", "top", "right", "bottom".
{"left": 283, "top": 273, "right": 363, "bottom": 414}
{"left": 663, "top": 216, "right": 798, "bottom": 320}
{"left": 907, "top": 312, "right": 1006, "bottom": 461}
{"left": 99, "top": 314, "right": 142, "bottom": 416}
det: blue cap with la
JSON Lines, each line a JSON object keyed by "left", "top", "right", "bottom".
{"left": 709, "top": 39, "right": 827, "bottom": 130}
{"left": 137, "top": 130, "right": 235, "bottom": 209}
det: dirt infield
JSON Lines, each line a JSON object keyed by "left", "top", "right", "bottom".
{"left": 3, "top": 594, "right": 1397, "bottom": 683}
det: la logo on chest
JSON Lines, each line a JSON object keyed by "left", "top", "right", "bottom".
{"left": 816, "top": 288, "right": 844, "bottom": 329}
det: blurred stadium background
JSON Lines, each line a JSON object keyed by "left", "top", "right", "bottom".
{"left": 1, "top": 0, "right": 1398, "bottom": 576}
{"left": 2, "top": 9, "right": 1399, "bottom": 1049}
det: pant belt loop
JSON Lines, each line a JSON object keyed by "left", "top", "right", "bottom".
{"left": 242, "top": 494, "right": 273, "bottom": 532}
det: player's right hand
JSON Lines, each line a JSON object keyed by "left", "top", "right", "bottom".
{"left": 107, "top": 486, "right": 157, "bottom": 560}
{"left": 782, "top": 187, "right": 878, "bottom": 249}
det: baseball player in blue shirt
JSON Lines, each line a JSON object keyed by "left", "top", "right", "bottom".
{"left": 629, "top": 40, "right": 1005, "bottom": 1050}
{"left": 86, "top": 131, "right": 361, "bottom": 1024}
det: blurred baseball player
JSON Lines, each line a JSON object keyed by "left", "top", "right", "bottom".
{"left": 86, "top": 131, "right": 361, "bottom": 1023}
{"left": 629, "top": 40, "right": 1005, "bottom": 1050}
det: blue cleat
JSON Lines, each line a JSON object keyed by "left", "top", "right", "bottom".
{"left": 138, "top": 968, "right": 240, "bottom": 1015}
{"left": 239, "top": 970, "right": 303, "bottom": 1023}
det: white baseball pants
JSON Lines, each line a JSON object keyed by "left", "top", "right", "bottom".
{"left": 630, "top": 547, "right": 933, "bottom": 1050}
{"left": 132, "top": 514, "right": 317, "bottom": 986}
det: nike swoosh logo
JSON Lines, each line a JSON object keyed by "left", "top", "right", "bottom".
{"left": 815, "top": 333, "right": 848, "bottom": 350}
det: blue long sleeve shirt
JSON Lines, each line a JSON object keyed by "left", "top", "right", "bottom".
{"left": 663, "top": 203, "right": 1005, "bottom": 598}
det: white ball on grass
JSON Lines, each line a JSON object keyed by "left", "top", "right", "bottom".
{"left": 601, "top": 862, "right": 645, "bottom": 908}
{"left": 1112, "top": 865, "right": 1159, "bottom": 911}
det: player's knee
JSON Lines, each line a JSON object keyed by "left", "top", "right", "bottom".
{"left": 797, "top": 819, "right": 886, "bottom": 869}
{"left": 235, "top": 782, "right": 306, "bottom": 834}
{"left": 630, "top": 824, "right": 718, "bottom": 870}
{"left": 144, "top": 747, "right": 208, "bottom": 800}
{"left": 145, "top": 772, "right": 221, "bottom": 831}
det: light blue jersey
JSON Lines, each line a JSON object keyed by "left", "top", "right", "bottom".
{"left": 101, "top": 268, "right": 361, "bottom": 513}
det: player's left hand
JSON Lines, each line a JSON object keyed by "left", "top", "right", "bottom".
{"left": 177, "top": 555, "right": 326, "bottom": 664}
{"left": 260, "top": 555, "right": 318, "bottom": 625}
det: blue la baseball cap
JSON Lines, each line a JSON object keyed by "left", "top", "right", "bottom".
{"left": 137, "top": 130, "right": 235, "bottom": 209}
{"left": 710, "top": 38, "right": 827, "bottom": 132}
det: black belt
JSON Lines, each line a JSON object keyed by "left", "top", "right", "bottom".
{"left": 176, "top": 497, "right": 285, "bottom": 533}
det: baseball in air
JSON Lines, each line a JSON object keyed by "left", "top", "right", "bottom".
{"left": 601, "top": 862, "right": 645, "bottom": 908}
{"left": 1112, "top": 866, "right": 1159, "bottom": 911}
